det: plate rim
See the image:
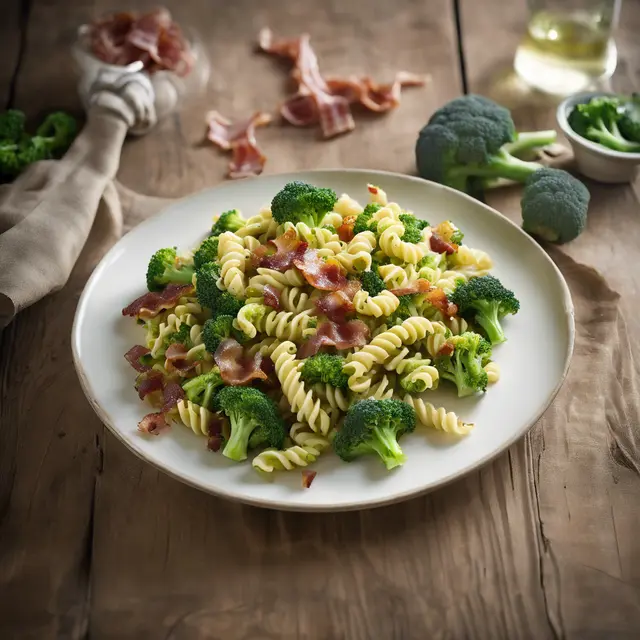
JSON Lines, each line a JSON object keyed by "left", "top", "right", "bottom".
{"left": 71, "top": 168, "right": 575, "bottom": 512}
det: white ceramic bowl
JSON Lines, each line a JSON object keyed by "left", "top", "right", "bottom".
{"left": 557, "top": 91, "right": 640, "bottom": 183}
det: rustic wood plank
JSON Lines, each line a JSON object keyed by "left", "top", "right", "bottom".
{"left": 87, "top": 1, "right": 555, "bottom": 639}
{"left": 459, "top": 0, "right": 640, "bottom": 636}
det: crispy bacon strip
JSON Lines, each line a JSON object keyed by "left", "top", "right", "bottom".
{"left": 135, "top": 369, "right": 164, "bottom": 400}
{"left": 426, "top": 288, "right": 458, "bottom": 317}
{"left": 138, "top": 412, "right": 169, "bottom": 435}
{"left": 255, "top": 229, "right": 308, "bottom": 272}
{"left": 124, "top": 345, "right": 152, "bottom": 372}
{"left": 122, "top": 284, "right": 193, "bottom": 319}
{"left": 430, "top": 233, "right": 456, "bottom": 255}
{"left": 301, "top": 469, "right": 317, "bottom": 488}
{"left": 298, "top": 319, "right": 369, "bottom": 359}
{"left": 337, "top": 215, "right": 356, "bottom": 242}
{"left": 389, "top": 279, "right": 432, "bottom": 297}
{"left": 162, "top": 381, "right": 185, "bottom": 412}
{"left": 263, "top": 284, "right": 282, "bottom": 310}
{"left": 437, "top": 342, "right": 455, "bottom": 357}
{"left": 205, "top": 111, "right": 272, "bottom": 179}
{"left": 314, "top": 279, "right": 361, "bottom": 323}
{"left": 165, "top": 343, "right": 198, "bottom": 373}
{"left": 214, "top": 339, "right": 268, "bottom": 386}
{"left": 293, "top": 249, "right": 347, "bottom": 291}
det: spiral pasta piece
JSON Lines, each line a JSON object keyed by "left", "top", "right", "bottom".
{"left": 378, "top": 263, "right": 420, "bottom": 289}
{"left": 271, "top": 342, "right": 332, "bottom": 435}
{"left": 396, "top": 357, "right": 439, "bottom": 393}
{"left": 217, "top": 231, "right": 248, "bottom": 298}
{"left": 368, "top": 184, "right": 388, "bottom": 206}
{"left": 236, "top": 206, "right": 278, "bottom": 241}
{"left": 334, "top": 193, "right": 364, "bottom": 217}
{"left": 353, "top": 290, "right": 400, "bottom": 318}
{"left": 175, "top": 399, "right": 213, "bottom": 436}
{"left": 377, "top": 217, "right": 431, "bottom": 264}
{"left": 449, "top": 245, "right": 493, "bottom": 274}
{"left": 313, "top": 384, "right": 351, "bottom": 412}
{"left": 249, "top": 268, "right": 305, "bottom": 293}
{"left": 254, "top": 308, "right": 317, "bottom": 343}
{"left": 321, "top": 211, "right": 345, "bottom": 228}
{"left": 245, "top": 337, "right": 282, "bottom": 358}
{"left": 335, "top": 230, "right": 377, "bottom": 273}
{"left": 484, "top": 361, "right": 501, "bottom": 384}
{"left": 280, "top": 222, "right": 344, "bottom": 257}
{"left": 279, "top": 286, "right": 314, "bottom": 313}
{"left": 403, "top": 395, "right": 474, "bottom": 436}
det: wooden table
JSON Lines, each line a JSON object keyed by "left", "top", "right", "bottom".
{"left": 1, "top": 1, "right": 639, "bottom": 638}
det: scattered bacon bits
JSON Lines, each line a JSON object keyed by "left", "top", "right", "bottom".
{"left": 389, "top": 279, "right": 432, "bottom": 298}
{"left": 255, "top": 229, "right": 308, "bottom": 272}
{"left": 205, "top": 111, "right": 272, "bottom": 179}
{"left": 122, "top": 284, "right": 194, "bottom": 319}
{"left": 293, "top": 250, "right": 347, "bottom": 291}
{"left": 138, "top": 412, "right": 169, "bottom": 435}
{"left": 437, "top": 342, "right": 455, "bottom": 357}
{"left": 206, "top": 415, "right": 227, "bottom": 452}
{"left": 161, "top": 381, "right": 185, "bottom": 412}
{"left": 337, "top": 215, "right": 357, "bottom": 242}
{"left": 257, "top": 28, "right": 427, "bottom": 139}
{"left": 124, "top": 345, "right": 152, "bottom": 372}
{"left": 262, "top": 284, "right": 282, "bottom": 310}
{"left": 135, "top": 369, "right": 165, "bottom": 400}
{"left": 301, "top": 469, "right": 317, "bottom": 489}
{"left": 425, "top": 288, "right": 458, "bottom": 318}
{"left": 298, "top": 319, "right": 370, "bottom": 359}
{"left": 214, "top": 339, "right": 268, "bottom": 386}
{"left": 314, "top": 279, "right": 361, "bottom": 323}
{"left": 88, "top": 8, "right": 193, "bottom": 75}
{"left": 164, "top": 343, "right": 198, "bottom": 373}
{"left": 367, "top": 185, "right": 379, "bottom": 195}
{"left": 430, "top": 233, "right": 456, "bottom": 255}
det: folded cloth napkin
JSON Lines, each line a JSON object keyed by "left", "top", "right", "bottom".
{"left": 0, "top": 68, "right": 157, "bottom": 329}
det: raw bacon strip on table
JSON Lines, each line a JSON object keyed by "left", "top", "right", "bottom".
{"left": 293, "top": 249, "right": 347, "bottom": 291}
{"left": 205, "top": 111, "right": 272, "bottom": 179}
{"left": 124, "top": 345, "right": 152, "bottom": 372}
{"left": 214, "top": 339, "right": 268, "bottom": 386}
{"left": 122, "top": 284, "right": 194, "bottom": 318}
{"left": 298, "top": 319, "right": 369, "bottom": 359}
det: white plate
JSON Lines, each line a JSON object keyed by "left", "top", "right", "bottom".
{"left": 72, "top": 170, "right": 574, "bottom": 511}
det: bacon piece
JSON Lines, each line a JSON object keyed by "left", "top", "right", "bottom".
{"left": 281, "top": 92, "right": 318, "bottom": 127}
{"left": 430, "top": 233, "right": 456, "bottom": 255}
{"left": 293, "top": 249, "right": 347, "bottom": 291}
{"left": 257, "top": 27, "right": 300, "bottom": 61}
{"left": 425, "top": 288, "right": 458, "bottom": 317}
{"left": 124, "top": 345, "right": 152, "bottom": 372}
{"left": 298, "top": 319, "right": 369, "bottom": 359}
{"left": 214, "top": 339, "right": 268, "bottom": 386}
{"left": 135, "top": 370, "right": 165, "bottom": 400}
{"left": 122, "top": 284, "right": 194, "bottom": 319}
{"left": 254, "top": 229, "right": 308, "bottom": 272}
{"left": 389, "top": 279, "right": 432, "bottom": 297}
{"left": 314, "top": 279, "right": 361, "bottom": 323}
{"left": 162, "top": 381, "right": 185, "bottom": 412}
{"left": 301, "top": 469, "right": 317, "bottom": 488}
{"left": 337, "top": 215, "right": 356, "bottom": 242}
{"left": 438, "top": 342, "right": 455, "bottom": 357}
{"left": 205, "top": 111, "right": 272, "bottom": 179}
{"left": 164, "top": 343, "right": 198, "bottom": 373}
{"left": 263, "top": 284, "right": 282, "bottom": 310}
{"left": 138, "top": 411, "right": 169, "bottom": 435}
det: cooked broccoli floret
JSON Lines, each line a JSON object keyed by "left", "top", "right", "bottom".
{"left": 568, "top": 96, "right": 640, "bottom": 153}
{"left": 166, "top": 324, "right": 193, "bottom": 349}
{"left": 193, "top": 236, "right": 219, "bottom": 270}
{"left": 146, "top": 247, "right": 195, "bottom": 292}
{"left": 353, "top": 202, "right": 381, "bottom": 235}
{"left": 32, "top": 111, "right": 77, "bottom": 157}
{"left": 214, "top": 387, "right": 286, "bottom": 461}
{"left": 323, "top": 224, "right": 337, "bottom": 233}
{"left": 618, "top": 93, "right": 640, "bottom": 143}
{"left": 182, "top": 369, "right": 225, "bottom": 410}
{"left": 521, "top": 168, "right": 590, "bottom": 244}
{"left": 300, "top": 354, "right": 349, "bottom": 388}
{"left": 202, "top": 315, "right": 243, "bottom": 353}
{"left": 0, "top": 110, "right": 25, "bottom": 142}
{"left": 195, "top": 262, "right": 244, "bottom": 317}
{"left": 333, "top": 399, "right": 416, "bottom": 470}
{"left": 388, "top": 295, "right": 415, "bottom": 325}
{"left": 210, "top": 209, "right": 245, "bottom": 236}
{"left": 359, "top": 269, "right": 386, "bottom": 297}
{"left": 450, "top": 275, "right": 520, "bottom": 345}
{"left": 399, "top": 212, "right": 429, "bottom": 243}
{"left": 435, "top": 332, "right": 491, "bottom": 397}
{"left": 271, "top": 181, "right": 337, "bottom": 227}
{"left": 417, "top": 253, "right": 442, "bottom": 270}
{"left": 415, "top": 95, "right": 557, "bottom": 195}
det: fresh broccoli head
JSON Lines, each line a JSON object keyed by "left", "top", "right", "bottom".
{"left": 195, "top": 262, "right": 244, "bottom": 317}
{"left": 271, "top": 181, "right": 337, "bottom": 227}
{"left": 211, "top": 209, "right": 245, "bottom": 236}
{"left": 359, "top": 268, "right": 386, "bottom": 297}
{"left": 450, "top": 275, "right": 520, "bottom": 345}
{"left": 182, "top": 369, "right": 225, "bottom": 410}
{"left": 568, "top": 96, "right": 640, "bottom": 153}
{"left": 333, "top": 399, "right": 416, "bottom": 470}
{"left": 0, "top": 109, "right": 25, "bottom": 142}
{"left": 214, "top": 387, "right": 286, "bottom": 461}
{"left": 399, "top": 213, "right": 429, "bottom": 243}
{"left": 415, "top": 95, "right": 557, "bottom": 194}
{"left": 617, "top": 93, "right": 640, "bottom": 143}
{"left": 353, "top": 202, "right": 382, "bottom": 235}
{"left": 435, "top": 331, "right": 491, "bottom": 397}
{"left": 146, "top": 247, "right": 195, "bottom": 292}
{"left": 193, "top": 236, "right": 219, "bottom": 270}
{"left": 521, "top": 168, "right": 590, "bottom": 244}
{"left": 32, "top": 111, "right": 77, "bottom": 157}
{"left": 300, "top": 353, "right": 349, "bottom": 388}
{"left": 202, "top": 315, "right": 244, "bottom": 353}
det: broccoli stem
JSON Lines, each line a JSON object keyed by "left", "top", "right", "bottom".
{"left": 502, "top": 130, "right": 557, "bottom": 157}
{"left": 587, "top": 120, "right": 640, "bottom": 152}
{"left": 371, "top": 425, "right": 406, "bottom": 470}
{"left": 473, "top": 301, "right": 505, "bottom": 345}
{"left": 222, "top": 417, "right": 256, "bottom": 461}
{"left": 168, "top": 268, "right": 196, "bottom": 286}
{"left": 449, "top": 150, "right": 541, "bottom": 184}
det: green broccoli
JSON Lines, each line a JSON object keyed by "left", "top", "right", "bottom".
{"left": 193, "top": 236, "right": 219, "bottom": 270}
{"left": 300, "top": 353, "right": 349, "bottom": 388}
{"left": 182, "top": 369, "right": 225, "bottom": 410}
{"left": 0, "top": 110, "right": 25, "bottom": 142}
{"left": 398, "top": 212, "right": 430, "bottom": 243}
{"left": 618, "top": 93, "right": 640, "bottom": 143}
{"left": 416, "top": 253, "right": 442, "bottom": 270}
{"left": 333, "top": 399, "right": 416, "bottom": 470}
{"left": 210, "top": 209, "right": 245, "bottom": 236}
{"left": 166, "top": 324, "right": 193, "bottom": 349}
{"left": 195, "top": 262, "right": 244, "bottom": 317}
{"left": 202, "top": 315, "right": 244, "bottom": 353}
{"left": 435, "top": 332, "right": 491, "bottom": 397}
{"left": 146, "top": 247, "right": 195, "bottom": 292}
{"left": 568, "top": 96, "right": 640, "bottom": 153}
{"left": 449, "top": 275, "right": 520, "bottom": 345}
{"left": 271, "top": 181, "right": 337, "bottom": 227}
{"left": 520, "top": 168, "right": 590, "bottom": 244}
{"left": 214, "top": 387, "right": 286, "bottom": 461}
{"left": 415, "top": 95, "right": 557, "bottom": 195}
{"left": 353, "top": 202, "right": 382, "bottom": 235}
{"left": 388, "top": 294, "right": 416, "bottom": 324}
{"left": 359, "top": 269, "right": 386, "bottom": 297}
{"left": 323, "top": 224, "right": 337, "bottom": 233}
{"left": 398, "top": 358, "right": 439, "bottom": 394}
{"left": 31, "top": 111, "right": 77, "bottom": 157}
